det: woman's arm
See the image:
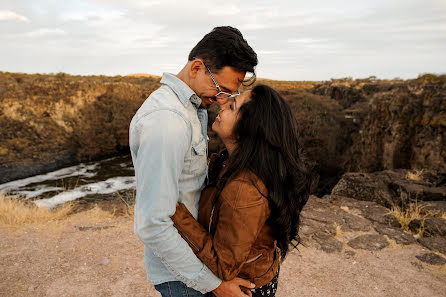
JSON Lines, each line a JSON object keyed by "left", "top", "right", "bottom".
{"left": 171, "top": 178, "right": 269, "bottom": 281}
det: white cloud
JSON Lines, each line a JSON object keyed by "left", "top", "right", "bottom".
{"left": 0, "top": 0, "right": 445, "bottom": 80}
{"left": 26, "top": 28, "right": 66, "bottom": 37}
{"left": 0, "top": 9, "right": 29, "bottom": 22}
{"left": 61, "top": 10, "right": 124, "bottom": 22}
{"left": 288, "top": 38, "right": 323, "bottom": 44}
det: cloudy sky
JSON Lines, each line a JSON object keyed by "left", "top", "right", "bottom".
{"left": 1, "top": 0, "right": 445, "bottom": 80}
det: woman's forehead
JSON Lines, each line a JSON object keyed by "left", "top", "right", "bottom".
{"left": 235, "top": 90, "right": 251, "bottom": 107}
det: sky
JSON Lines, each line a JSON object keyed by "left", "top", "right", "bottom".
{"left": 0, "top": 0, "right": 445, "bottom": 81}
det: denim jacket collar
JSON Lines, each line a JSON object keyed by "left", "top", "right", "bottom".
{"left": 160, "top": 73, "right": 202, "bottom": 109}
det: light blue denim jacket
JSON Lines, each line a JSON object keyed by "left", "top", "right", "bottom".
{"left": 129, "top": 73, "right": 221, "bottom": 293}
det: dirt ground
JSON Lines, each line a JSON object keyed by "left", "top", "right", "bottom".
{"left": 1, "top": 206, "right": 445, "bottom": 297}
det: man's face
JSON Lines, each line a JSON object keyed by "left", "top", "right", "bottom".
{"left": 194, "top": 65, "right": 245, "bottom": 107}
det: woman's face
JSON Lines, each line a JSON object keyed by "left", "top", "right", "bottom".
{"left": 212, "top": 91, "right": 251, "bottom": 142}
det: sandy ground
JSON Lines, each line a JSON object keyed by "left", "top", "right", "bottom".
{"left": 1, "top": 206, "right": 445, "bottom": 297}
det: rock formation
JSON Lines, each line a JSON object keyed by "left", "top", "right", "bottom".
{"left": 0, "top": 72, "right": 160, "bottom": 183}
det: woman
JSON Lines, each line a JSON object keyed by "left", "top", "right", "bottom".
{"left": 171, "top": 85, "right": 316, "bottom": 297}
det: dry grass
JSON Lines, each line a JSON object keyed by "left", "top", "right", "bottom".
{"left": 389, "top": 201, "right": 426, "bottom": 235}
{"left": 115, "top": 190, "right": 135, "bottom": 217}
{"left": 406, "top": 169, "right": 424, "bottom": 181}
{"left": 126, "top": 73, "right": 161, "bottom": 79}
{"left": 0, "top": 194, "right": 73, "bottom": 226}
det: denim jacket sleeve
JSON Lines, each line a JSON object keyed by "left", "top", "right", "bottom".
{"left": 130, "top": 110, "right": 221, "bottom": 293}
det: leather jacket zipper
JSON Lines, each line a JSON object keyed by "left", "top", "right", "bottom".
{"left": 208, "top": 206, "right": 215, "bottom": 232}
{"left": 244, "top": 253, "right": 262, "bottom": 264}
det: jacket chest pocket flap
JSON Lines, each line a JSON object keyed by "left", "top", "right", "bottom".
{"left": 188, "top": 137, "right": 207, "bottom": 174}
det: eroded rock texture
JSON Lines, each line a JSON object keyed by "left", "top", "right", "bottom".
{"left": 314, "top": 76, "right": 446, "bottom": 173}
{"left": 0, "top": 72, "right": 161, "bottom": 183}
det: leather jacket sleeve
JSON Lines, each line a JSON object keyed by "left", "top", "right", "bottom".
{"left": 171, "top": 176, "right": 269, "bottom": 281}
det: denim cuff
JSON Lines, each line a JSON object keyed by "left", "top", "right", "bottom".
{"left": 193, "top": 265, "right": 221, "bottom": 293}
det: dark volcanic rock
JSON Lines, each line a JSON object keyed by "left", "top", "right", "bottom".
{"left": 420, "top": 201, "right": 446, "bottom": 214}
{"left": 373, "top": 224, "right": 416, "bottom": 245}
{"left": 409, "top": 218, "right": 446, "bottom": 237}
{"left": 360, "top": 205, "right": 401, "bottom": 228}
{"left": 340, "top": 78, "right": 446, "bottom": 173}
{"left": 312, "top": 232, "right": 344, "bottom": 253}
{"left": 313, "top": 80, "right": 369, "bottom": 109}
{"left": 347, "top": 234, "right": 389, "bottom": 251}
{"left": 301, "top": 195, "right": 376, "bottom": 235}
{"left": 331, "top": 170, "right": 446, "bottom": 207}
{"left": 300, "top": 218, "right": 337, "bottom": 237}
{"left": 415, "top": 253, "right": 446, "bottom": 265}
{"left": 323, "top": 195, "right": 400, "bottom": 227}
{"left": 300, "top": 196, "right": 341, "bottom": 237}
{"left": 339, "top": 212, "right": 371, "bottom": 232}
{"left": 314, "top": 76, "right": 446, "bottom": 174}
{"left": 331, "top": 172, "right": 394, "bottom": 206}
{"left": 300, "top": 206, "right": 344, "bottom": 226}
{"left": 418, "top": 236, "right": 446, "bottom": 255}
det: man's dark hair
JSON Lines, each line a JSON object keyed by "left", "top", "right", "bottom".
{"left": 188, "top": 26, "right": 258, "bottom": 85}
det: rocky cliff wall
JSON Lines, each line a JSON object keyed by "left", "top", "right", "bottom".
{"left": 0, "top": 72, "right": 160, "bottom": 183}
{"left": 314, "top": 75, "right": 446, "bottom": 173}
{"left": 1, "top": 72, "right": 444, "bottom": 192}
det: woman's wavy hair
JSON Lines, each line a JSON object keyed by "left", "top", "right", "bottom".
{"left": 213, "top": 84, "right": 318, "bottom": 260}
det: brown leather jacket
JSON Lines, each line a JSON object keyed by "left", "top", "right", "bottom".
{"left": 171, "top": 152, "right": 280, "bottom": 288}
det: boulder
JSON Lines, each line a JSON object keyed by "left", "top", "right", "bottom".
{"left": 323, "top": 195, "right": 401, "bottom": 227}
{"left": 417, "top": 236, "right": 446, "bottom": 255}
{"left": 331, "top": 170, "right": 446, "bottom": 208}
{"left": 339, "top": 212, "right": 371, "bottom": 232}
{"left": 330, "top": 172, "right": 394, "bottom": 206}
{"left": 409, "top": 218, "right": 446, "bottom": 237}
{"left": 415, "top": 253, "right": 446, "bottom": 265}
{"left": 347, "top": 234, "right": 389, "bottom": 251}
{"left": 373, "top": 223, "right": 416, "bottom": 245}
{"left": 419, "top": 201, "right": 446, "bottom": 214}
{"left": 312, "top": 232, "right": 343, "bottom": 253}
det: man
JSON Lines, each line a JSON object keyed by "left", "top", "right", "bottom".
{"left": 129, "top": 26, "right": 258, "bottom": 297}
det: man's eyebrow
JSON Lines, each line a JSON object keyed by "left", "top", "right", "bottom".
{"left": 220, "top": 84, "right": 232, "bottom": 93}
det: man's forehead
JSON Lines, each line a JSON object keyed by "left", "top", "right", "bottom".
{"left": 215, "top": 67, "right": 245, "bottom": 92}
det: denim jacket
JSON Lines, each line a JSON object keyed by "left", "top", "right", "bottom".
{"left": 129, "top": 73, "right": 221, "bottom": 293}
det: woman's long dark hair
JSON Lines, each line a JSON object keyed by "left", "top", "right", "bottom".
{"left": 214, "top": 84, "right": 318, "bottom": 260}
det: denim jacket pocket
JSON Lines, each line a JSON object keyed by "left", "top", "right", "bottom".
{"left": 192, "top": 137, "right": 206, "bottom": 156}
{"left": 188, "top": 137, "right": 207, "bottom": 175}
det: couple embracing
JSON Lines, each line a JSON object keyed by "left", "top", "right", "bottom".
{"left": 129, "top": 26, "right": 316, "bottom": 297}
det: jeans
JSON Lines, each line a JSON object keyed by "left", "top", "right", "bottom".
{"left": 154, "top": 281, "right": 210, "bottom": 297}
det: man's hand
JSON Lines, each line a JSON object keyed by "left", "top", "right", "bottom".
{"left": 212, "top": 278, "right": 255, "bottom": 297}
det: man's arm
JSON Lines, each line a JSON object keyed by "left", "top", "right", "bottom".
{"left": 131, "top": 110, "right": 221, "bottom": 293}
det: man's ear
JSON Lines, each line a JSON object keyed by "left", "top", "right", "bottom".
{"left": 189, "top": 59, "right": 203, "bottom": 78}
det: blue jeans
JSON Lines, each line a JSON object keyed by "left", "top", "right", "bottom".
{"left": 154, "top": 281, "right": 210, "bottom": 297}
